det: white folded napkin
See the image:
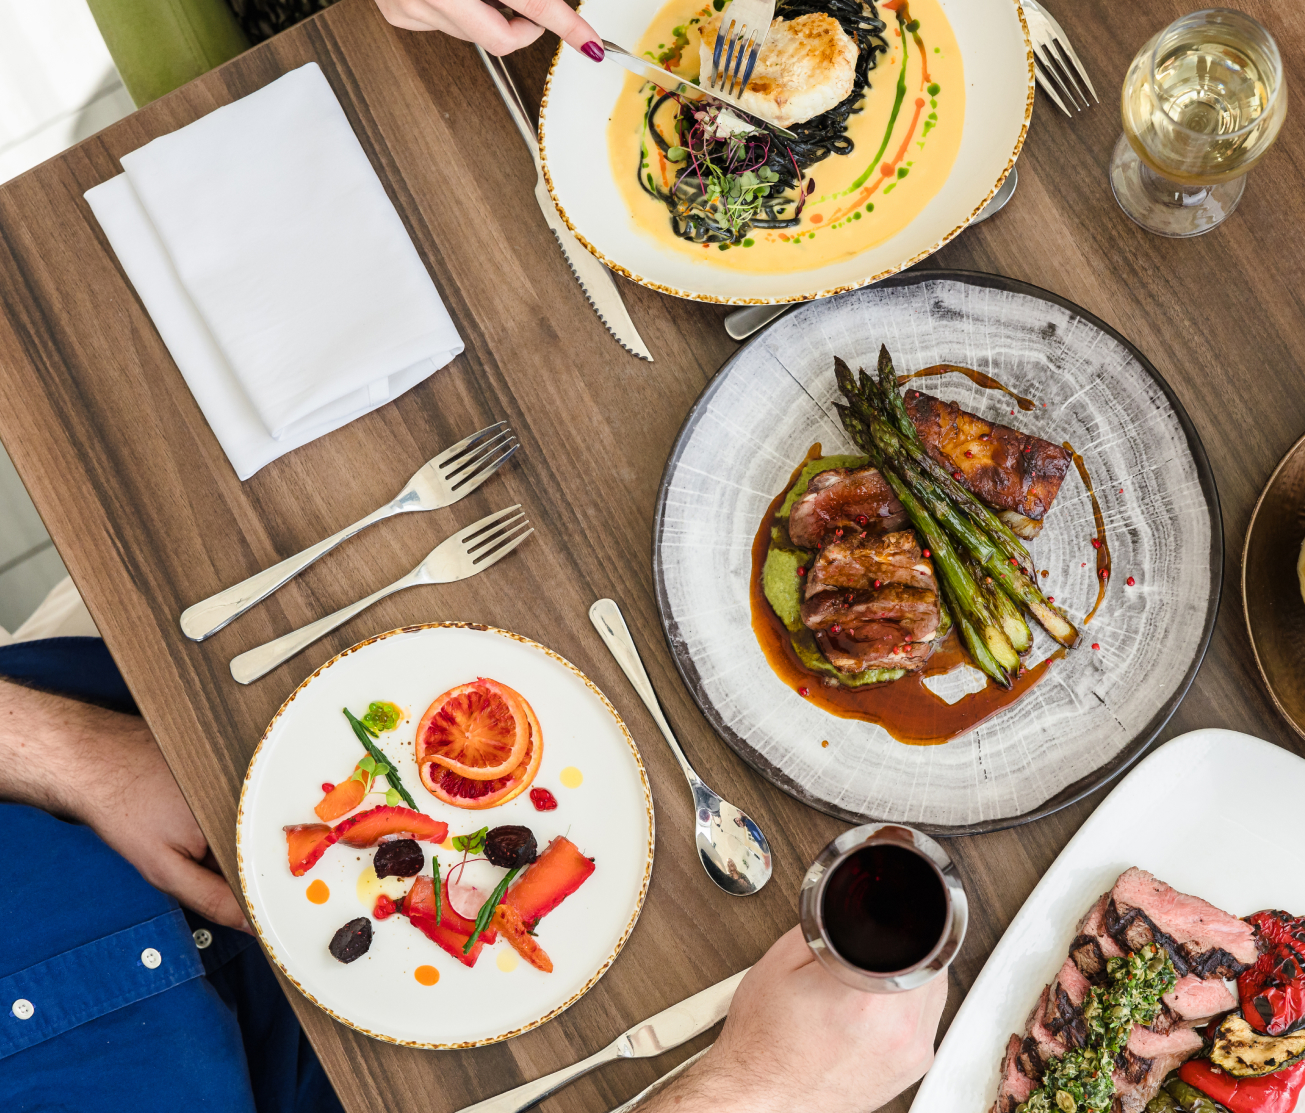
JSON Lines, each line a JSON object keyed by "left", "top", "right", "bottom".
{"left": 85, "top": 63, "right": 463, "bottom": 480}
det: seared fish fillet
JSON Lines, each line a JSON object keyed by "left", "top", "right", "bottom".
{"left": 904, "top": 390, "right": 1072, "bottom": 530}
{"left": 698, "top": 13, "right": 857, "bottom": 128}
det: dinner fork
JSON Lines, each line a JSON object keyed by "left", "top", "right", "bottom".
{"left": 706, "top": 0, "right": 776, "bottom": 98}
{"left": 228, "top": 506, "right": 534, "bottom": 684}
{"left": 1022, "top": 0, "right": 1098, "bottom": 116}
{"left": 180, "top": 423, "right": 517, "bottom": 641}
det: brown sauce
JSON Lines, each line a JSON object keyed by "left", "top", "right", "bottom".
{"left": 749, "top": 447, "right": 1063, "bottom": 746}
{"left": 897, "top": 364, "right": 1038, "bottom": 412}
{"left": 1063, "top": 440, "right": 1110, "bottom": 624}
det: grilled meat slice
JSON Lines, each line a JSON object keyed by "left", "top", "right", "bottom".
{"left": 904, "top": 390, "right": 1072, "bottom": 530}
{"left": 804, "top": 532, "right": 936, "bottom": 597}
{"left": 1112, "top": 1025, "right": 1205, "bottom": 1113}
{"left": 1107, "top": 867, "right": 1259, "bottom": 979}
{"left": 991, "top": 1033, "right": 1039, "bottom": 1113}
{"left": 1164, "top": 974, "right": 1238, "bottom": 1027}
{"left": 1070, "top": 893, "right": 1128, "bottom": 985}
{"left": 788, "top": 467, "right": 907, "bottom": 549}
{"left": 801, "top": 532, "right": 940, "bottom": 672}
{"left": 1043, "top": 957, "right": 1092, "bottom": 1048}
{"left": 1026, "top": 985, "right": 1070, "bottom": 1067}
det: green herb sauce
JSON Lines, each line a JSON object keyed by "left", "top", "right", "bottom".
{"left": 1019, "top": 945, "right": 1178, "bottom": 1113}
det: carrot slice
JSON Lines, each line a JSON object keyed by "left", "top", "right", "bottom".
{"left": 314, "top": 764, "right": 368, "bottom": 821}
{"left": 492, "top": 903, "right": 553, "bottom": 973}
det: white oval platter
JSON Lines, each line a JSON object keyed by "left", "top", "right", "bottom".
{"left": 540, "top": 0, "right": 1033, "bottom": 304}
{"left": 237, "top": 623, "right": 654, "bottom": 1048}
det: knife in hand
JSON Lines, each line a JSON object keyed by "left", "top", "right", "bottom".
{"left": 451, "top": 968, "right": 747, "bottom": 1113}
{"left": 477, "top": 47, "right": 653, "bottom": 362}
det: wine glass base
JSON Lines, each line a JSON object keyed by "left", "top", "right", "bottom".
{"left": 1109, "top": 134, "right": 1246, "bottom": 238}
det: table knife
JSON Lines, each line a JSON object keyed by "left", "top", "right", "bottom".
{"left": 451, "top": 968, "right": 746, "bottom": 1113}
{"left": 600, "top": 41, "right": 798, "bottom": 139}
{"left": 477, "top": 47, "right": 653, "bottom": 362}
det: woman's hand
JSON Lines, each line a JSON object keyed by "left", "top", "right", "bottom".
{"left": 0, "top": 680, "right": 250, "bottom": 932}
{"left": 374, "top": 0, "right": 605, "bottom": 60}
{"left": 641, "top": 926, "right": 949, "bottom": 1113}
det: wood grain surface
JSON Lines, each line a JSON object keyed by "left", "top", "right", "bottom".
{"left": 0, "top": 2, "right": 1302, "bottom": 1111}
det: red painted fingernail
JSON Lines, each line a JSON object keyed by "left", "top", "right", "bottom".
{"left": 581, "top": 41, "right": 604, "bottom": 62}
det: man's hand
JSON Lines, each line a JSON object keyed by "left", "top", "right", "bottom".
{"left": 0, "top": 680, "right": 250, "bottom": 933}
{"left": 641, "top": 926, "right": 949, "bottom": 1113}
{"left": 374, "top": 0, "right": 605, "bottom": 59}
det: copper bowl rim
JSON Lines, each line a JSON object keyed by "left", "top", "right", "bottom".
{"left": 1240, "top": 429, "right": 1305, "bottom": 743}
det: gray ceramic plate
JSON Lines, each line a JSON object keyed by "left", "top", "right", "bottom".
{"left": 653, "top": 271, "right": 1221, "bottom": 834}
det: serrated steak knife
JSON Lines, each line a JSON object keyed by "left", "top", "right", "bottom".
{"left": 478, "top": 47, "right": 653, "bottom": 362}
{"left": 451, "top": 968, "right": 746, "bottom": 1113}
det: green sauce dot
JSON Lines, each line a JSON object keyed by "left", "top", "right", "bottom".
{"left": 934, "top": 46, "right": 941, "bottom": 53}
{"left": 718, "top": 243, "right": 730, "bottom": 251}
{"left": 928, "top": 83, "right": 941, "bottom": 96}
{"left": 866, "top": 203, "right": 875, "bottom": 212}
{"left": 896, "top": 167, "right": 909, "bottom": 179}
{"left": 852, "top": 211, "right": 862, "bottom": 220}
{"left": 742, "top": 238, "right": 755, "bottom": 247}
{"left": 928, "top": 112, "right": 937, "bottom": 121}
{"left": 906, "top": 19, "right": 920, "bottom": 32}
{"left": 930, "top": 98, "right": 938, "bottom": 108}
{"left": 808, "top": 232, "right": 816, "bottom": 239}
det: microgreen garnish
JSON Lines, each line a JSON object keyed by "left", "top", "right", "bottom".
{"left": 343, "top": 708, "right": 418, "bottom": 810}
{"left": 462, "top": 867, "right": 519, "bottom": 954}
{"left": 452, "top": 827, "right": 489, "bottom": 854}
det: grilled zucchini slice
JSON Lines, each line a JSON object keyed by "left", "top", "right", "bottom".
{"left": 1209, "top": 1014, "right": 1305, "bottom": 1078}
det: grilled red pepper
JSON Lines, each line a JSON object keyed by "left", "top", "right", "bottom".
{"left": 1180, "top": 1058, "right": 1305, "bottom": 1113}
{"left": 1240, "top": 911, "right": 1305, "bottom": 1036}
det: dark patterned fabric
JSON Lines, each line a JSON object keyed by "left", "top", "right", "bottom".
{"left": 226, "top": 0, "right": 342, "bottom": 44}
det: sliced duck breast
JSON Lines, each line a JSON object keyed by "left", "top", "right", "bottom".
{"left": 991, "top": 1033, "right": 1038, "bottom": 1113}
{"left": 804, "top": 531, "right": 936, "bottom": 597}
{"left": 788, "top": 468, "right": 906, "bottom": 549}
{"left": 1107, "top": 868, "right": 1259, "bottom": 977}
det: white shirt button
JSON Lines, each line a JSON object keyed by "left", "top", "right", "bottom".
{"left": 11, "top": 999, "right": 33, "bottom": 1020}
{"left": 192, "top": 929, "right": 213, "bottom": 950}
{"left": 140, "top": 948, "right": 162, "bottom": 969}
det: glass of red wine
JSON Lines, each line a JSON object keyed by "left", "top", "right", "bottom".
{"left": 799, "top": 823, "right": 967, "bottom": 992}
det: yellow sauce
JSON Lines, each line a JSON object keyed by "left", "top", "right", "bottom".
{"left": 605, "top": 0, "right": 965, "bottom": 273}
{"left": 355, "top": 863, "right": 414, "bottom": 910}
{"left": 559, "top": 766, "right": 584, "bottom": 789}
{"left": 496, "top": 949, "right": 521, "bottom": 972}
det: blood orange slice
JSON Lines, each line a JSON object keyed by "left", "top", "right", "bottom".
{"left": 416, "top": 679, "right": 530, "bottom": 782}
{"left": 420, "top": 694, "right": 543, "bottom": 810}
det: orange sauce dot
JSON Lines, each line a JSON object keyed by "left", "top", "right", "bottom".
{"left": 414, "top": 965, "right": 439, "bottom": 986}
{"left": 808, "top": 213, "right": 824, "bottom": 225}
{"left": 821, "top": 740, "right": 829, "bottom": 748}
{"left": 305, "top": 879, "right": 330, "bottom": 904}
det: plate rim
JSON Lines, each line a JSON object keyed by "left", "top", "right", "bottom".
{"left": 537, "top": 0, "right": 1036, "bottom": 305}
{"left": 1241, "top": 428, "right": 1305, "bottom": 743}
{"left": 650, "top": 268, "right": 1224, "bottom": 836}
{"left": 235, "top": 621, "right": 656, "bottom": 1049}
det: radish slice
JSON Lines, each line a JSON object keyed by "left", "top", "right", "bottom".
{"left": 447, "top": 858, "right": 501, "bottom": 920}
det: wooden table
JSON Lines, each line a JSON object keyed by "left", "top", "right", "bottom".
{"left": 1, "top": 1, "right": 1303, "bottom": 1110}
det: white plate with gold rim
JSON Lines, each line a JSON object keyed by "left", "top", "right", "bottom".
{"left": 236, "top": 623, "right": 654, "bottom": 1048}
{"left": 540, "top": 0, "right": 1032, "bottom": 304}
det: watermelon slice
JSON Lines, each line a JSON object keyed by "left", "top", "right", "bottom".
{"left": 285, "top": 823, "right": 334, "bottom": 877}
{"left": 503, "top": 836, "right": 594, "bottom": 928}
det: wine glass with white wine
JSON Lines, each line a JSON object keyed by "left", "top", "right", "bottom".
{"left": 1110, "top": 8, "right": 1286, "bottom": 237}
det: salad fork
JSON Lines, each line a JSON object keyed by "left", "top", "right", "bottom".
{"left": 180, "top": 423, "right": 517, "bottom": 641}
{"left": 706, "top": 0, "right": 776, "bottom": 98}
{"left": 1022, "top": 0, "right": 1098, "bottom": 116}
{"left": 229, "top": 506, "right": 533, "bottom": 684}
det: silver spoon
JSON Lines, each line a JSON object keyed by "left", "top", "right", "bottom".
{"left": 589, "top": 599, "right": 772, "bottom": 896}
{"left": 723, "top": 165, "right": 1021, "bottom": 341}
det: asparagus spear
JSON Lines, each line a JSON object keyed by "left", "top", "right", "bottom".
{"left": 965, "top": 553, "right": 1033, "bottom": 654}
{"left": 836, "top": 405, "right": 1019, "bottom": 687}
{"left": 862, "top": 348, "right": 1038, "bottom": 579}
{"left": 857, "top": 401, "right": 1080, "bottom": 649}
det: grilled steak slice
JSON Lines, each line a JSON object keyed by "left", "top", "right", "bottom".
{"left": 1043, "top": 957, "right": 1092, "bottom": 1048}
{"left": 1112, "top": 1025, "right": 1205, "bottom": 1113}
{"left": 805, "top": 532, "right": 937, "bottom": 597}
{"left": 1107, "top": 868, "right": 1259, "bottom": 978}
{"left": 801, "top": 533, "right": 940, "bottom": 672}
{"left": 1070, "top": 893, "right": 1128, "bottom": 985}
{"left": 991, "top": 1033, "right": 1039, "bottom": 1113}
{"left": 904, "top": 390, "right": 1071, "bottom": 528}
{"left": 1026, "top": 985, "right": 1070, "bottom": 1067}
{"left": 1164, "top": 974, "right": 1238, "bottom": 1027}
{"left": 788, "top": 466, "right": 907, "bottom": 548}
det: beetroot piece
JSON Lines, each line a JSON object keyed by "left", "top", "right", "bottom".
{"left": 329, "top": 918, "right": 373, "bottom": 963}
{"left": 485, "top": 826, "right": 537, "bottom": 870}
{"left": 373, "top": 839, "right": 424, "bottom": 878}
